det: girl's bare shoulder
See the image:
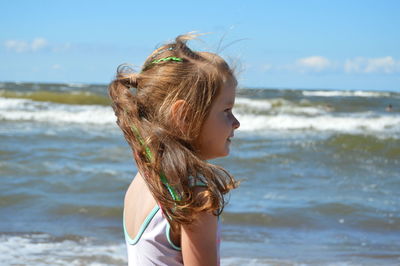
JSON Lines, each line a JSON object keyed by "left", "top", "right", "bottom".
{"left": 124, "top": 172, "right": 157, "bottom": 239}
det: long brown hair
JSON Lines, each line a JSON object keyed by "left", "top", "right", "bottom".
{"left": 108, "top": 33, "right": 238, "bottom": 229}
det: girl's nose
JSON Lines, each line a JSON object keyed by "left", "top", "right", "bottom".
{"left": 233, "top": 115, "right": 240, "bottom": 129}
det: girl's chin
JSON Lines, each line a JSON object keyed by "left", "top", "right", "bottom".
{"left": 203, "top": 150, "right": 230, "bottom": 161}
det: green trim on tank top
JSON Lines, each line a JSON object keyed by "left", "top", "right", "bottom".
{"left": 123, "top": 178, "right": 208, "bottom": 248}
{"left": 123, "top": 204, "right": 181, "bottom": 250}
{"left": 166, "top": 223, "right": 182, "bottom": 251}
{"left": 123, "top": 205, "right": 160, "bottom": 245}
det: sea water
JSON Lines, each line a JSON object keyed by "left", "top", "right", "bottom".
{"left": 0, "top": 82, "right": 399, "bottom": 265}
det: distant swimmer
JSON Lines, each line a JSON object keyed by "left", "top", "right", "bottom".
{"left": 386, "top": 104, "right": 393, "bottom": 112}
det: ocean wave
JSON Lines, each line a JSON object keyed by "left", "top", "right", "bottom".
{"left": 0, "top": 89, "right": 110, "bottom": 105}
{"left": 221, "top": 257, "right": 315, "bottom": 266}
{"left": 0, "top": 97, "right": 115, "bottom": 124}
{"left": 222, "top": 211, "right": 316, "bottom": 228}
{"left": 2, "top": 97, "right": 399, "bottom": 136}
{"left": 223, "top": 203, "right": 399, "bottom": 231}
{"left": 235, "top": 97, "right": 329, "bottom": 116}
{"left": 235, "top": 97, "right": 273, "bottom": 111}
{"left": 324, "top": 134, "right": 400, "bottom": 158}
{"left": 50, "top": 204, "right": 122, "bottom": 218}
{"left": 235, "top": 112, "right": 400, "bottom": 134}
{"left": 302, "top": 90, "right": 393, "bottom": 97}
{"left": 0, "top": 233, "right": 126, "bottom": 265}
{"left": 0, "top": 193, "right": 40, "bottom": 207}
{"left": 1, "top": 233, "right": 350, "bottom": 266}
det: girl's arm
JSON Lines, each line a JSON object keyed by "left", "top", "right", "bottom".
{"left": 181, "top": 210, "right": 218, "bottom": 266}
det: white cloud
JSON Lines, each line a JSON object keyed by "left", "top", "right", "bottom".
{"left": 296, "top": 56, "right": 332, "bottom": 72}
{"left": 277, "top": 56, "right": 400, "bottom": 75}
{"left": 4, "top": 37, "right": 48, "bottom": 53}
{"left": 344, "top": 56, "right": 400, "bottom": 74}
{"left": 4, "top": 40, "right": 29, "bottom": 53}
{"left": 281, "top": 56, "right": 333, "bottom": 73}
{"left": 261, "top": 64, "right": 273, "bottom": 72}
{"left": 51, "top": 64, "right": 62, "bottom": 70}
{"left": 31, "top": 38, "right": 48, "bottom": 51}
{"left": 52, "top": 42, "right": 72, "bottom": 53}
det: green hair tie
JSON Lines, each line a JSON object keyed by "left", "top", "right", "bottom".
{"left": 130, "top": 125, "right": 181, "bottom": 202}
{"left": 151, "top": 56, "right": 183, "bottom": 64}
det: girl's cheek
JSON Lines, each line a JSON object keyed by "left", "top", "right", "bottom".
{"left": 228, "top": 112, "right": 235, "bottom": 122}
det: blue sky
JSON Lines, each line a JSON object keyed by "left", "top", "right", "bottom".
{"left": 1, "top": 0, "right": 399, "bottom": 91}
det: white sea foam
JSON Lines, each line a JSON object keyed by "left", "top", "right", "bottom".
{"left": 67, "top": 82, "right": 88, "bottom": 88}
{"left": 302, "top": 90, "right": 392, "bottom": 97}
{"left": 221, "top": 257, "right": 358, "bottom": 266}
{"left": 1, "top": 97, "right": 399, "bottom": 136}
{"left": 0, "top": 233, "right": 331, "bottom": 266}
{"left": 263, "top": 192, "right": 288, "bottom": 201}
{"left": 0, "top": 233, "right": 126, "bottom": 266}
{"left": 236, "top": 113, "right": 400, "bottom": 134}
{"left": 278, "top": 105, "right": 327, "bottom": 115}
{"left": 235, "top": 97, "right": 328, "bottom": 115}
{"left": 222, "top": 257, "right": 295, "bottom": 266}
{"left": 235, "top": 97, "right": 272, "bottom": 111}
{"left": 0, "top": 97, "right": 116, "bottom": 125}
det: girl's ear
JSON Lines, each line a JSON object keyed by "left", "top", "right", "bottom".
{"left": 171, "top": 99, "right": 190, "bottom": 133}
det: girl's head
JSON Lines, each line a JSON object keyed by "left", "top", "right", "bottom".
{"left": 111, "top": 34, "right": 239, "bottom": 155}
{"left": 109, "top": 33, "right": 239, "bottom": 226}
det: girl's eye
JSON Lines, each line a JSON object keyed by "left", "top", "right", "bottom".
{"left": 224, "top": 108, "right": 234, "bottom": 117}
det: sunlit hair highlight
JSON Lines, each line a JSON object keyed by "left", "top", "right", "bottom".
{"left": 108, "top": 33, "right": 238, "bottom": 231}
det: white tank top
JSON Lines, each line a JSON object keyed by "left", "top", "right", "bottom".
{"left": 124, "top": 205, "right": 183, "bottom": 266}
{"left": 124, "top": 178, "right": 221, "bottom": 265}
{"left": 124, "top": 204, "right": 221, "bottom": 265}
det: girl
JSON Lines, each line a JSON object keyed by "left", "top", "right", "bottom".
{"left": 108, "top": 33, "right": 240, "bottom": 266}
